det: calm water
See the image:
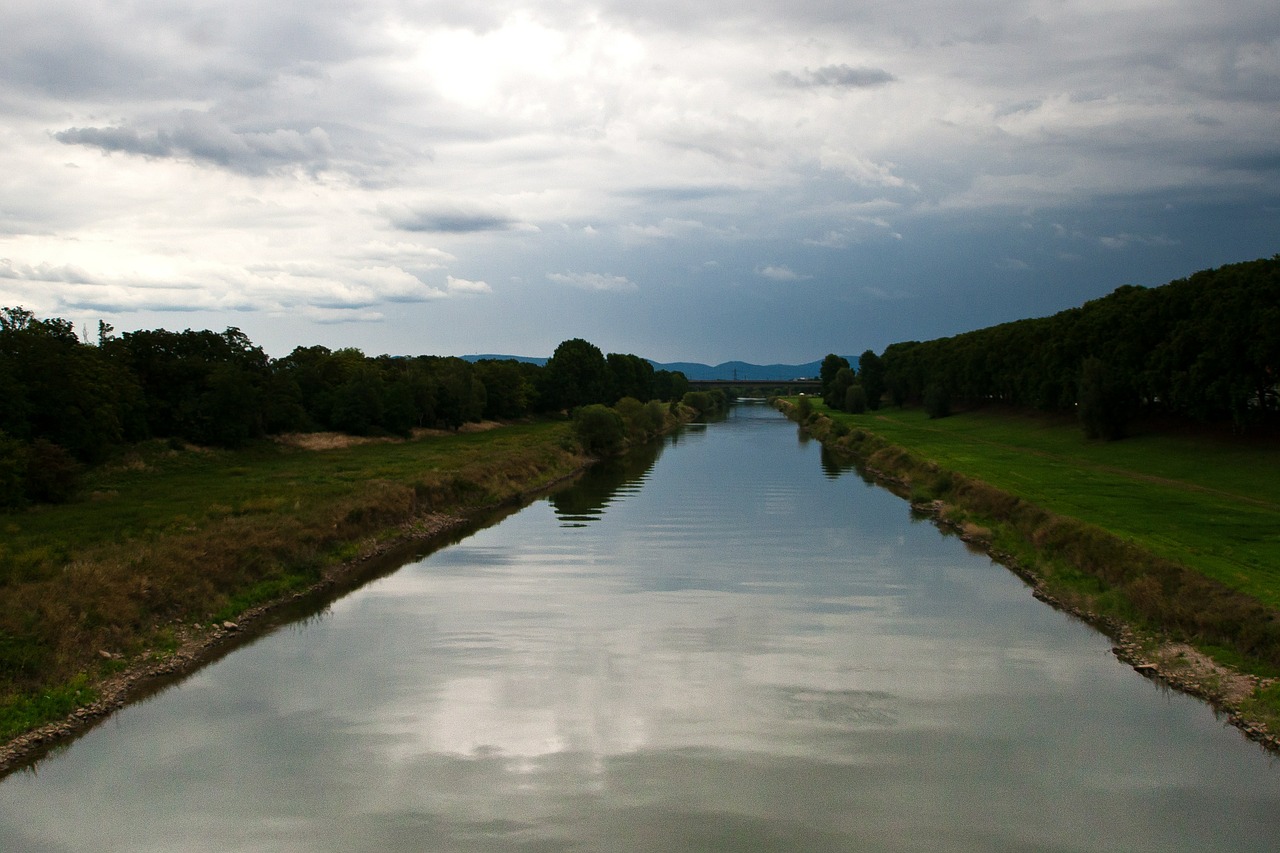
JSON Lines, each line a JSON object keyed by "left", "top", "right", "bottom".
{"left": 2, "top": 403, "right": 1277, "bottom": 851}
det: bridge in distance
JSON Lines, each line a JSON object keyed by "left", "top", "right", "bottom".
{"left": 687, "top": 378, "right": 823, "bottom": 392}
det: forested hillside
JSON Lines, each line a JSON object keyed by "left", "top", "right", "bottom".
{"left": 840, "top": 256, "right": 1278, "bottom": 437}
{"left": 0, "top": 320, "right": 689, "bottom": 507}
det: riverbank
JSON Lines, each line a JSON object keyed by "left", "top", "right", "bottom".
{"left": 0, "top": 420, "right": 593, "bottom": 776}
{"left": 777, "top": 399, "right": 1280, "bottom": 751}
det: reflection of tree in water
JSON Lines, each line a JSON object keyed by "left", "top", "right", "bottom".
{"left": 819, "top": 445, "right": 876, "bottom": 485}
{"left": 549, "top": 438, "right": 667, "bottom": 526}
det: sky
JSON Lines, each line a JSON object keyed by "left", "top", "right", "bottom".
{"left": 1, "top": 1, "right": 1277, "bottom": 363}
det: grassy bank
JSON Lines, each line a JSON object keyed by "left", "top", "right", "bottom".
{"left": 0, "top": 421, "right": 586, "bottom": 747}
{"left": 782, "top": 400, "right": 1280, "bottom": 742}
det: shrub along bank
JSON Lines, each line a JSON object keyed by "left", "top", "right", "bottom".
{"left": 778, "top": 398, "right": 1280, "bottom": 746}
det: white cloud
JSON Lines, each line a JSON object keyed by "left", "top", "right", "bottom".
{"left": 1099, "top": 233, "right": 1179, "bottom": 250}
{"left": 756, "top": 265, "right": 810, "bottom": 282}
{"left": 546, "top": 271, "right": 637, "bottom": 292}
{"left": 446, "top": 275, "right": 492, "bottom": 294}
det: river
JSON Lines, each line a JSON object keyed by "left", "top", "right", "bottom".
{"left": 1, "top": 402, "right": 1277, "bottom": 851}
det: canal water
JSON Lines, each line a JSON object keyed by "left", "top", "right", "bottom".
{"left": 2, "top": 403, "right": 1277, "bottom": 851}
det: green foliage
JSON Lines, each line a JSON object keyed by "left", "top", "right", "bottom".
{"left": 825, "top": 367, "right": 855, "bottom": 409}
{"left": 844, "top": 384, "right": 868, "bottom": 414}
{"left": 819, "top": 353, "right": 850, "bottom": 395}
{"left": 109, "top": 326, "right": 270, "bottom": 448}
{"left": 1, "top": 307, "right": 142, "bottom": 461}
{"left": 474, "top": 359, "right": 536, "bottom": 419}
{"left": 606, "top": 353, "right": 657, "bottom": 403}
{"left": 573, "top": 404, "right": 626, "bottom": 455}
{"left": 857, "top": 349, "right": 885, "bottom": 410}
{"left": 0, "top": 305, "right": 676, "bottom": 485}
{"left": 877, "top": 256, "right": 1280, "bottom": 429}
{"left": 654, "top": 369, "right": 689, "bottom": 403}
{"left": 614, "top": 396, "right": 668, "bottom": 442}
{"left": 643, "top": 400, "right": 668, "bottom": 432}
{"left": 543, "top": 338, "right": 610, "bottom": 410}
{"left": 680, "top": 389, "right": 728, "bottom": 417}
{"left": 614, "top": 396, "right": 646, "bottom": 439}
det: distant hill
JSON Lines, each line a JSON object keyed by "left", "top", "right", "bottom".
{"left": 461, "top": 354, "right": 856, "bottom": 381}
{"left": 460, "top": 354, "right": 548, "bottom": 365}
{"left": 650, "top": 360, "right": 831, "bottom": 381}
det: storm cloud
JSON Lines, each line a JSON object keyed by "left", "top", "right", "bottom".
{"left": 775, "top": 65, "right": 896, "bottom": 89}
{"left": 56, "top": 113, "right": 334, "bottom": 174}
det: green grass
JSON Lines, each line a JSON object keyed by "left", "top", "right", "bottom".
{"left": 0, "top": 676, "right": 97, "bottom": 742}
{"left": 1, "top": 423, "right": 577, "bottom": 584}
{"left": 824, "top": 405, "right": 1280, "bottom": 608}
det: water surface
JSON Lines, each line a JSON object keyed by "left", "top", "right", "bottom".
{"left": 2, "top": 403, "right": 1277, "bottom": 851}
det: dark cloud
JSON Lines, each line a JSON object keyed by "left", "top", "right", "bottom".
{"left": 389, "top": 208, "right": 520, "bottom": 234}
{"left": 615, "top": 185, "right": 743, "bottom": 203}
{"left": 55, "top": 112, "right": 333, "bottom": 174}
{"left": 0, "top": 259, "right": 98, "bottom": 284}
{"left": 54, "top": 126, "right": 170, "bottom": 157}
{"left": 775, "top": 64, "right": 896, "bottom": 89}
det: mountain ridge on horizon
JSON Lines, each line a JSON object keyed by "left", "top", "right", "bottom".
{"left": 461, "top": 354, "right": 857, "bottom": 381}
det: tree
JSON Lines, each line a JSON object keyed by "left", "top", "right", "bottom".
{"left": 109, "top": 326, "right": 269, "bottom": 446}
{"left": 434, "top": 358, "right": 485, "bottom": 430}
{"left": 543, "top": 339, "right": 610, "bottom": 410}
{"left": 474, "top": 359, "right": 534, "bottom": 419}
{"left": 819, "top": 354, "right": 850, "bottom": 397}
{"left": 857, "top": 350, "right": 885, "bottom": 410}
{"left": 606, "top": 353, "right": 656, "bottom": 403}
{"left": 826, "top": 367, "right": 855, "bottom": 409}
{"left": 654, "top": 369, "right": 689, "bottom": 402}
{"left": 2, "top": 307, "right": 141, "bottom": 461}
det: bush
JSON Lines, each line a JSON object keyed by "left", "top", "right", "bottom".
{"left": 23, "top": 439, "right": 81, "bottom": 503}
{"left": 572, "top": 404, "right": 625, "bottom": 456}
{"left": 614, "top": 396, "right": 646, "bottom": 438}
{"left": 681, "top": 389, "right": 727, "bottom": 417}
{"left": 0, "top": 432, "right": 26, "bottom": 508}
{"left": 844, "top": 385, "right": 868, "bottom": 414}
{"left": 643, "top": 400, "right": 667, "bottom": 433}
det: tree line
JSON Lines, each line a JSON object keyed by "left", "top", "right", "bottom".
{"left": 0, "top": 311, "right": 690, "bottom": 506}
{"left": 820, "top": 256, "right": 1279, "bottom": 437}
